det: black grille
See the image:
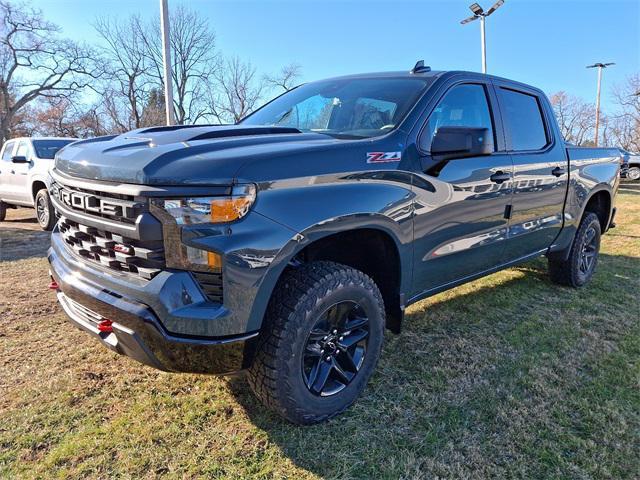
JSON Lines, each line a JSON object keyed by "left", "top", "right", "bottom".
{"left": 192, "top": 271, "right": 223, "bottom": 303}
{"left": 58, "top": 216, "right": 165, "bottom": 280}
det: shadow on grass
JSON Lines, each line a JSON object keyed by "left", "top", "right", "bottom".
{"left": 0, "top": 227, "right": 50, "bottom": 261}
{"left": 226, "top": 252, "right": 640, "bottom": 478}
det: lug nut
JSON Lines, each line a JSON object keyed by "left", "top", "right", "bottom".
{"left": 325, "top": 356, "right": 331, "bottom": 361}
{"left": 320, "top": 349, "right": 325, "bottom": 354}
{"left": 339, "top": 336, "right": 344, "bottom": 341}
{"left": 332, "top": 329, "right": 338, "bottom": 334}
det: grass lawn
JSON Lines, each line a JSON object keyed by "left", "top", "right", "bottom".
{"left": 1, "top": 187, "right": 638, "bottom": 479}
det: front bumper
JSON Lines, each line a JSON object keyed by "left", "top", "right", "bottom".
{"left": 49, "top": 234, "right": 259, "bottom": 374}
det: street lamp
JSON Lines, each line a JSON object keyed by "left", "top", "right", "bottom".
{"left": 586, "top": 62, "right": 615, "bottom": 146}
{"left": 461, "top": 1, "right": 505, "bottom": 74}
{"left": 160, "top": 0, "right": 176, "bottom": 126}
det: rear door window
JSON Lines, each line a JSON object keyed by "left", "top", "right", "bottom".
{"left": 499, "top": 88, "right": 548, "bottom": 151}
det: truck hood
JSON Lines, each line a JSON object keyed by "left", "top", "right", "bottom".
{"left": 54, "top": 125, "right": 359, "bottom": 186}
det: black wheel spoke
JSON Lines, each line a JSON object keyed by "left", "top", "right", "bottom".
{"left": 344, "top": 316, "right": 368, "bottom": 331}
{"left": 308, "top": 328, "right": 329, "bottom": 342}
{"left": 339, "top": 329, "right": 368, "bottom": 348}
{"left": 331, "top": 357, "right": 354, "bottom": 384}
{"left": 335, "top": 348, "right": 359, "bottom": 373}
{"left": 309, "top": 360, "right": 332, "bottom": 394}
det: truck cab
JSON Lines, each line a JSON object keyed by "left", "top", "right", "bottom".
{"left": 0, "top": 137, "right": 78, "bottom": 229}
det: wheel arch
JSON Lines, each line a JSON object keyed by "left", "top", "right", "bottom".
{"left": 248, "top": 215, "right": 410, "bottom": 335}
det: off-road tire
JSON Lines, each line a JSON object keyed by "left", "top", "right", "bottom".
{"left": 248, "top": 261, "right": 385, "bottom": 425}
{"left": 35, "top": 189, "right": 56, "bottom": 231}
{"left": 0, "top": 201, "right": 6, "bottom": 222}
{"left": 548, "top": 212, "right": 601, "bottom": 287}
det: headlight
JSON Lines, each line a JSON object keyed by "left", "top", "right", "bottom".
{"left": 157, "top": 184, "right": 256, "bottom": 225}
{"left": 150, "top": 184, "right": 257, "bottom": 272}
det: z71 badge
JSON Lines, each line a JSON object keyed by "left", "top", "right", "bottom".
{"left": 366, "top": 151, "right": 401, "bottom": 163}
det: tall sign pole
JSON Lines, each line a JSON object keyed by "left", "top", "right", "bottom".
{"left": 587, "top": 62, "right": 615, "bottom": 146}
{"left": 160, "top": 0, "right": 175, "bottom": 125}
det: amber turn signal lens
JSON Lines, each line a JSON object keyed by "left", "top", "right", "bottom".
{"left": 210, "top": 195, "right": 255, "bottom": 223}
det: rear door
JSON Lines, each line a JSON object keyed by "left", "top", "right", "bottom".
{"left": 411, "top": 80, "right": 514, "bottom": 295}
{"left": 493, "top": 82, "right": 569, "bottom": 261}
{"left": 0, "top": 140, "right": 16, "bottom": 202}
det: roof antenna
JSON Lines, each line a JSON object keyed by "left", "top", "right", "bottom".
{"left": 410, "top": 60, "right": 431, "bottom": 74}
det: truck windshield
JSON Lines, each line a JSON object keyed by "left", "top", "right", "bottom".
{"left": 32, "top": 139, "right": 76, "bottom": 159}
{"left": 241, "top": 77, "right": 432, "bottom": 139}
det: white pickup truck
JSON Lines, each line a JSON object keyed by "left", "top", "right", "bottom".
{"left": 0, "top": 137, "right": 77, "bottom": 230}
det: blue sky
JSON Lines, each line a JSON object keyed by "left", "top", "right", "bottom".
{"left": 32, "top": 0, "right": 640, "bottom": 113}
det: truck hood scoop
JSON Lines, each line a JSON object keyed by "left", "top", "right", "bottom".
{"left": 54, "top": 125, "right": 329, "bottom": 186}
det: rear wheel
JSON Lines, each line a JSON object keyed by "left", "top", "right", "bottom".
{"left": 548, "top": 212, "right": 601, "bottom": 287}
{"left": 35, "top": 189, "right": 56, "bottom": 231}
{"left": 0, "top": 201, "right": 6, "bottom": 222}
{"left": 248, "top": 261, "right": 385, "bottom": 425}
{"left": 627, "top": 166, "right": 640, "bottom": 181}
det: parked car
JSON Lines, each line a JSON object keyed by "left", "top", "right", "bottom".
{"left": 620, "top": 149, "right": 640, "bottom": 181}
{"left": 0, "top": 137, "right": 78, "bottom": 229}
{"left": 47, "top": 64, "right": 620, "bottom": 424}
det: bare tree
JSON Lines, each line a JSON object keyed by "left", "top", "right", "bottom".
{"left": 610, "top": 74, "right": 640, "bottom": 152}
{"left": 94, "top": 15, "right": 153, "bottom": 130}
{"left": 265, "top": 63, "right": 301, "bottom": 92}
{"left": 0, "top": 1, "right": 100, "bottom": 142}
{"left": 549, "top": 91, "right": 595, "bottom": 146}
{"left": 208, "top": 56, "right": 265, "bottom": 123}
{"left": 140, "top": 5, "right": 219, "bottom": 125}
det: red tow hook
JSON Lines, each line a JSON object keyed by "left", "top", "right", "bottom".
{"left": 97, "top": 319, "right": 113, "bottom": 333}
{"left": 48, "top": 279, "right": 59, "bottom": 290}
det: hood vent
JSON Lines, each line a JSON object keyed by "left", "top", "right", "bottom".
{"left": 189, "top": 126, "right": 301, "bottom": 142}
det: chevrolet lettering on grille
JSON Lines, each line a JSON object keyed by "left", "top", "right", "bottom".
{"left": 51, "top": 184, "right": 138, "bottom": 219}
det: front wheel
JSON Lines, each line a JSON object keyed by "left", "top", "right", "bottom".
{"left": 548, "top": 212, "right": 601, "bottom": 287}
{"left": 248, "top": 261, "right": 385, "bottom": 425}
{"left": 35, "top": 189, "right": 56, "bottom": 231}
{"left": 627, "top": 166, "right": 640, "bottom": 181}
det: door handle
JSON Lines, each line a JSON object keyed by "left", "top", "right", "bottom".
{"left": 490, "top": 171, "right": 511, "bottom": 184}
{"left": 552, "top": 166, "right": 565, "bottom": 177}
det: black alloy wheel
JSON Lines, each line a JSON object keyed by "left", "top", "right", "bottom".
{"left": 302, "top": 301, "right": 369, "bottom": 397}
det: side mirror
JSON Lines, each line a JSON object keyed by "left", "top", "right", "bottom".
{"left": 430, "top": 126, "right": 493, "bottom": 160}
{"left": 11, "top": 155, "right": 29, "bottom": 164}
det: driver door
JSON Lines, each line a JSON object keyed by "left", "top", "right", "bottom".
{"left": 411, "top": 81, "right": 514, "bottom": 296}
{"left": 0, "top": 140, "right": 16, "bottom": 202}
{"left": 10, "top": 140, "right": 32, "bottom": 204}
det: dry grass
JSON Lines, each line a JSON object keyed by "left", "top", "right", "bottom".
{"left": 0, "top": 187, "right": 639, "bottom": 479}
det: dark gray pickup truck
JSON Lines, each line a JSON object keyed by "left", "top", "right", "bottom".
{"left": 48, "top": 64, "right": 620, "bottom": 424}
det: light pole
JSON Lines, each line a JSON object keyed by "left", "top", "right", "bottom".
{"left": 461, "top": 1, "right": 505, "bottom": 74}
{"left": 586, "top": 62, "right": 614, "bottom": 146}
{"left": 160, "top": 0, "right": 176, "bottom": 126}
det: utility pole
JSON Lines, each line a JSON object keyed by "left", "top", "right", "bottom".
{"left": 461, "top": 1, "right": 505, "bottom": 74}
{"left": 586, "top": 62, "right": 614, "bottom": 146}
{"left": 160, "top": 0, "right": 175, "bottom": 126}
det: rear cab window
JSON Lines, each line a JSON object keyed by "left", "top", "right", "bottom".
{"left": 498, "top": 88, "right": 549, "bottom": 151}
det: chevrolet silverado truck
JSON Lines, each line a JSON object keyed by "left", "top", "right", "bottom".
{"left": 48, "top": 64, "right": 620, "bottom": 424}
{"left": 0, "top": 137, "right": 78, "bottom": 230}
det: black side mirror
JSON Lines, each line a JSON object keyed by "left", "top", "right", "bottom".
{"left": 11, "top": 155, "right": 28, "bottom": 163}
{"left": 430, "top": 126, "right": 493, "bottom": 160}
